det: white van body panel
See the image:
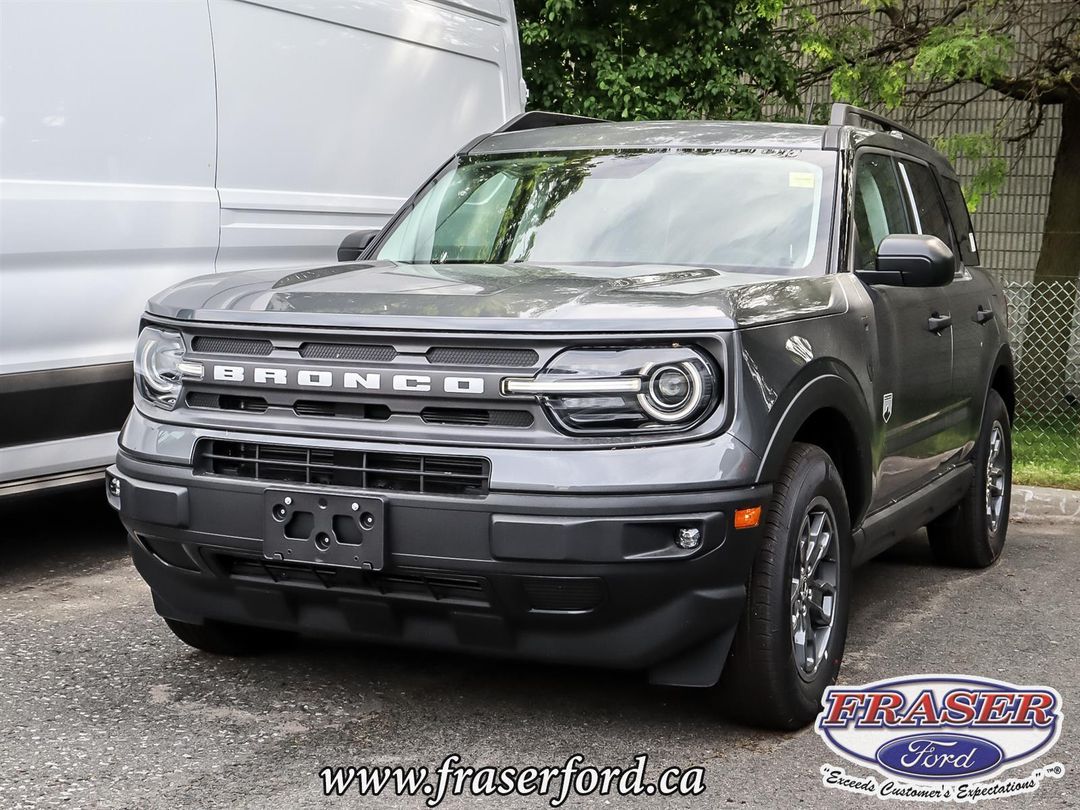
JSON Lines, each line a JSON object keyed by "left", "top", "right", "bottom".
{"left": 0, "top": 0, "right": 523, "bottom": 490}
{"left": 211, "top": 0, "right": 522, "bottom": 271}
{"left": 0, "top": 433, "right": 121, "bottom": 494}
{"left": 0, "top": 0, "right": 219, "bottom": 376}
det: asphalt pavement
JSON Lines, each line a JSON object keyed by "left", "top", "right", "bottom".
{"left": 1, "top": 486, "right": 1077, "bottom": 809}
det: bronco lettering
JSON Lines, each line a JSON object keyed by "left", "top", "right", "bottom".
{"left": 207, "top": 365, "right": 484, "bottom": 395}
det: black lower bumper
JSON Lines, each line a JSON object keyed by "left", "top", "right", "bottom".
{"left": 108, "top": 452, "right": 770, "bottom": 687}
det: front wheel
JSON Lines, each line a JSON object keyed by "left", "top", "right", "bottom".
{"left": 716, "top": 442, "right": 852, "bottom": 730}
{"left": 927, "top": 389, "right": 1012, "bottom": 568}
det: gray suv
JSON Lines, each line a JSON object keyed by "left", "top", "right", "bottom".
{"left": 108, "top": 105, "right": 1014, "bottom": 729}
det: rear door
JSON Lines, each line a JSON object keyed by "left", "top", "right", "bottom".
{"left": 937, "top": 170, "right": 1002, "bottom": 451}
{"left": 852, "top": 151, "right": 955, "bottom": 509}
{"left": 898, "top": 159, "right": 987, "bottom": 460}
{"left": 209, "top": 0, "right": 525, "bottom": 271}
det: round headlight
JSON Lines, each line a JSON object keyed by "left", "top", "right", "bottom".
{"left": 504, "top": 345, "right": 719, "bottom": 434}
{"left": 651, "top": 365, "right": 692, "bottom": 408}
{"left": 134, "top": 327, "right": 185, "bottom": 408}
{"left": 639, "top": 362, "right": 704, "bottom": 422}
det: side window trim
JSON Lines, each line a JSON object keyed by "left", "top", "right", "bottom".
{"left": 896, "top": 161, "right": 923, "bottom": 234}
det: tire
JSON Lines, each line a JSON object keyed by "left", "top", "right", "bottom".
{"left": 927, "top": 389, "right": 1012, "bottom": 568}
{"left": 163, "top": 617, "right": 289, "bottom": 656}
{"left": 716, "top": 442, "right": 852, "bottom": 730}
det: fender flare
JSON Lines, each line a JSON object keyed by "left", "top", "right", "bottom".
{"left": 985, "top": 343, "right": 1016, "bottom": 419}
{"left": 964, "top": 343, "right": 1016, "bottom": 445}
{"left": 755, "top": 362, "right": 875, "bottom": 525}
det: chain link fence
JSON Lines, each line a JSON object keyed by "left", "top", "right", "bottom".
{"left": 1001, "top": 278, "right": 1080, "bottom": 488}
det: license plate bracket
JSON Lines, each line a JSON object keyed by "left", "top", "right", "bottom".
{"left": 262, "top": 490, "right": 385, "bottom": 571}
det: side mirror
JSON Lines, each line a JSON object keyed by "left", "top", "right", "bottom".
{"left": 337, "top": 228, "right": 380, "bottom": 262}
{"left": 855, "top": 234, "right": 954, "bottom": 288}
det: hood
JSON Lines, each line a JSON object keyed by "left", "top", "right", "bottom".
{"left": 147, "top": 261, "right": 846, "bottom": 333}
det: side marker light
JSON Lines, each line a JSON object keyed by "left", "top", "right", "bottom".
{"left": 734, "top": 506, "right": 762, "bottom": 530}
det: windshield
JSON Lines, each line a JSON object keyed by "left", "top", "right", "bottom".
{"left": 377, "top": 149, "right": 836, "bottom": 274}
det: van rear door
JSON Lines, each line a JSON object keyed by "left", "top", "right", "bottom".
{"left": 209, "top": 0, "right": 526, "bottom": 271}
{"left": 0, "top": 0, "right": 218, "bottom": 482}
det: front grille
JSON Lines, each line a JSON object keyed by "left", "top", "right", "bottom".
{"left": 217, "top": 554, "right": 490, "bottom": 606}
{"left": 426, "top": 347, "right": 538, "bottom": 367}
{"left": 299, "top": 343, "right": 397, "bottom": 362}
{"left": 293, "top": 400, "right": 391, "bottom": 421}
{"left": 421, "top": 407, "right": 533, "bottom": 428}
{"left": 191, "top": 336, "right": 273, "bottom": 356}
{"left": 182, "top": 395, "right": 531, "bottom": 429}
{"left": 195, "top": 440, "right": 489, "bottom": 496}
{"left": 186, "top": 392, "right": 269, "bottom": 413}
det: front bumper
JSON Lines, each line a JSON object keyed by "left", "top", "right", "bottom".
{"left": 109, "top": 450, "right": 770, "bottom": 687}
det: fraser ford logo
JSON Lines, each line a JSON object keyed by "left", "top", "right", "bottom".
{"left": 815, "top": 675, "right": 1064, "bottom": 802}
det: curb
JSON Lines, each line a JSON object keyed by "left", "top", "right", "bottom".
{"left": 1011, "top": 485, "right": 1080, "bottom": 525}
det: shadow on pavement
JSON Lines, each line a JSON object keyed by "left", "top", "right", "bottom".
{"left": 0, "top": 483, "right": 127, "bottom": 581}
{"left": 0, "top": 478, "right": 944, "bottom": 732}
{"left": 151, "top": 532, "right": 941, "bottom": 734}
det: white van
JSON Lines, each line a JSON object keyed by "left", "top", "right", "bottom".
{"left": 0, "top": 0, "right": 525, "bottom": 495}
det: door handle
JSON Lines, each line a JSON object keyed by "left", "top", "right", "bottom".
{"left": 974, "top": 306, "right": 994, "bottom": 325}
{"left": 927, "top": 313, "right": 952, "bottom": 333}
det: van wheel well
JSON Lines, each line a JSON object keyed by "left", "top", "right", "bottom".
{"left": 792, "top": 408, "right": 866, "bottom": 526}
{"left": 991, "top": 364, "right": 1016, "bottom": 422}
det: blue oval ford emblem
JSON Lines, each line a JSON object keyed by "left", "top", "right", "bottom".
{"left": 816, "top": 676, "right": 1063, "bottom": 784}
{"left": 875, "top": 733, "right": 1004, "bottom": 780}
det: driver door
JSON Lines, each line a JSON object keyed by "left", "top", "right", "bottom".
{"left": 852, "top": 151, "right": 955, "bottom": 510}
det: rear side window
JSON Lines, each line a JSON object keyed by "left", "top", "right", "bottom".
{"left": 940, "top": 177, "right": 981, "bottom": 265}
{"left": 899, "top": 160, "right": 956, "bottom": 253}
{"left": 852, "top": 153, "right": 911, "bottom": 270}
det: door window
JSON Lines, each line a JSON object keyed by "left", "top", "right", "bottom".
{"left": 898, "top": 161, "right": 956, "bottom": 252}
{"left": 852, "top": 153, "right": 911, "bottom": 270}
{"left": 940, "top": 177, "right": 981, "bottom": 265}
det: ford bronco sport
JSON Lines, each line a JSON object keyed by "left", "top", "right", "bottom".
{"left": 108, "top": 106, "right": 1015, "bottom": 729}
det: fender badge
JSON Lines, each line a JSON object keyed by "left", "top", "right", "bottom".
{"left": 883, "top": 392, "right": 894, "bottom": 423}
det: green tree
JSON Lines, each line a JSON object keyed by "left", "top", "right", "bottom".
{"left": 794, "top": 0, "right": 1078, "bottom": 283}
{"left": 795, "top": 0, "right": 1078, "bottom": 414}
{"left": 517, "top": 0, "right": 801, "bottom": 121}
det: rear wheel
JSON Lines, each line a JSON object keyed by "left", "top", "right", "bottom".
{"left": 927, "top": 389, "right": 1012, "bottom": 568}
{"left": 163, "top": 617, "right": 290, "bottom": 656}
{"left": 716, "top": 442, "right": 852, "bottom": 729}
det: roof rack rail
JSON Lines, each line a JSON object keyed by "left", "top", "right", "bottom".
{"left": 829, "top": 103, "right": 928, "bottom": 144}
{"left": 495, "top": 110, "right": 606, "bottom": 134}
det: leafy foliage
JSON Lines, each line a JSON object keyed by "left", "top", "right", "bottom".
{"left": 794, "top": 0, "right": 1079, "bottom": 217}
{"left": 514, "top": 0, "right": 1079, "bottom": 278}
{"left": 517, "top": 0, "right": 800, "bottom": 120}
{"left": 937, "top": 133, "right": 1007, "bottom": 212}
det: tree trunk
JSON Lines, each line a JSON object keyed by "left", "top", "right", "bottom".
{"left": 1033, "top": 93, "right": 1080, "bottom": 283}
{"left": 1019, "top": 92, "right": 1080, "bottom": 416}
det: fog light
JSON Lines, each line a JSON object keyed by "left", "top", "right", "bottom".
{"left": 107, "top": 476, "right": 121, "bottom": 498}
{"left": 675, "top": 527, "right": 702, "bottom": 550}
